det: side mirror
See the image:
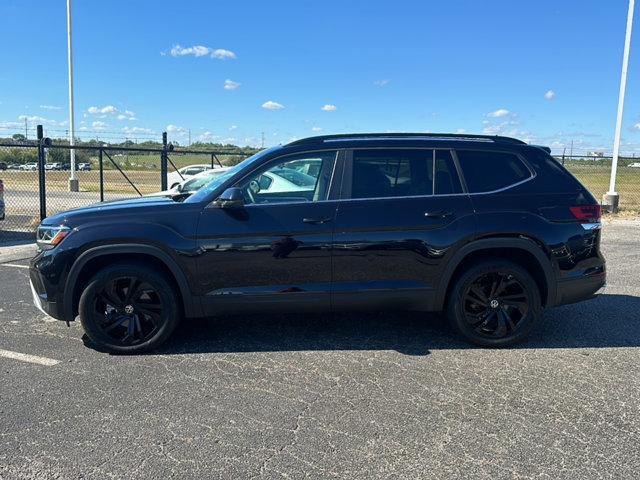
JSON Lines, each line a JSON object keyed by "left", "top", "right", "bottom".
{"left": 214, "top": 187, "right": 244, "bottom": 209}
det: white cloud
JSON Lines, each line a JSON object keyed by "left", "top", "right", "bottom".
{"left": 544, "top": 90, "right": 556, "bottom": 100}
{"left": 634, "top": 122, "right": 640, "bottom": 130}
{"left": 373, "top": 79, "right": 390, "bottom": 87}
{"left": 117, "top": 114, "right": 127, "bottom": 120}
{"left": 92, "top": 121, "right": 108, "bottom": 129}
{"left": 262, "top": 100, "right": 284, "bottom": 110}
{"left": 122, "top": 126, "right": 154, "bottom": 135}
{"left": 321, "top": 104, "right": 337, "bottom": 112}
{"left": 229, "top": 125, "right": 238, "bottom": 131}
{"left": 455, "top": 129, "right": 467, "bottom": 134}
{"left": 18, "top": 114, "right": 58, "bottom": 125}
{"left": 311, "top": 126, "right": 323, "bottom": 132}
{"left": 125, "top": 109, "right": 135, "bottom": 117}
{"left": 487, "top": 108, "right": 510, "bottom": 118}
{"left": 198, "top": 131, "right": 219, "bottom": 141}
{"left": 212, "top": 49, "right": 236, "bottom": 60}
{"left": 40, "top": 105, "right": 61, "bottom": 110}
{"left": 170, "top": 45, "right": 210, "bottom": 57}
{"left": 223, "top": 79, "right": 240, "bottom": 90}
{"left": 169, "top": 45, "right": 236, "bottom": 60}
{"left": 88, "top": 105, "right": 119, "bottom": 115}
{"left": 0, "top": 121, "right": 21, "bottom": 129}
{"left": 166, "top": 124, "right": 187, "bottom": 134}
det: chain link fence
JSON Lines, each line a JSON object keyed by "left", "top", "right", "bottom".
{"left": 0, "top": 129, "right": 253, "bottom": 235}
{"left": 555, "top": 155, "right": 640, "bottom": 211}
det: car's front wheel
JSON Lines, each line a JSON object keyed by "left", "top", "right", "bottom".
{"left": 447, "top": 259, "right": 541, "bottom": 347}
{"left": 79, "top": 263, "right": 180, "bottom": 353}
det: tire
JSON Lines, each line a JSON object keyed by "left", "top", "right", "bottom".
{"left": 446, "top": 259, "right": 541, "bottom": 347}
{"left": 79, "top": 262, "right": 180, "bottom": 354}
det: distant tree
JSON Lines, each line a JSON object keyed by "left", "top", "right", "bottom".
{"left": 12, "top": 133, "right": 26, "bottom": 141}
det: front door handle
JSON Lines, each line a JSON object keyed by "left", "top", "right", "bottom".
{"left": 424, "top": 210, "right": 454, "bottom": 219}
{"left": 303, "top": 217, "right": 332, "bottom": 224}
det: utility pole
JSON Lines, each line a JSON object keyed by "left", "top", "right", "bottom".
{"left": 24, "top": 118, "right": 28, "bottom": 139}
{"left": 570, "top": 140, "right": 573, "bottom": 158}
{"left": 261, "top": 131, "right": 265, "bottom": 148}
{"left": 67, "top": 0, "right": 79, "bottom": 191}
{"left": 605, "top": 0, "right": 635, "bottom": 212}
{"left": 188, "top": 129, "right": 191, "bottom": 147}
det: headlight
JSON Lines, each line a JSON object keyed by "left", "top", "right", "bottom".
{"left": 36, "top": 225, "right": 71, "bottom": 249}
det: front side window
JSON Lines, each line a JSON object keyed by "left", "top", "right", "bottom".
{"left": 238, "top": 151, "right": 337, "bottom": 205}
{"left": 456, "top": 150, "right": 531, "bottom": 193}
{"left": 350, "top": 149, "right": 462, "bottom": 199}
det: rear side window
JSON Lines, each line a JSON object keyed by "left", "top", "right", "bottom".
{"left": 351, "top": 149, "right": 462, "bottom": 199}
{"left": 456, "top": 150, "right": 531, "bottom": 193}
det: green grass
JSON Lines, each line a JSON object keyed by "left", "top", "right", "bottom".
{"left": 563, "top": 160, "right": 640, "bottom": 210}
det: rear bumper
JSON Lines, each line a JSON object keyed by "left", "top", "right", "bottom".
{"left": 554, "top": 267, "right": 606, "bottom": 306}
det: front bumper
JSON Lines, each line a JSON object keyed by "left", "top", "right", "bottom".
{"left": 29, "top": 260, "right": 65, "bottom": 320}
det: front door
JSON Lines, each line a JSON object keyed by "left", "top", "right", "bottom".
{"left": 196, "top": 150, "right": 340, "bottom": 315}
{"left": 331, "top": 148, "right": 476, "bottom": 311}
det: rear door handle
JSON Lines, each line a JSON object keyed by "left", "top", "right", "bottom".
{"left": 424, "top": 210, "right": 454, "bottom": 219}
{"left": 303, "top": 217, "right": 332, "bottom": 224}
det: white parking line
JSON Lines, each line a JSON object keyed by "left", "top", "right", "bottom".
{"left": 0, "top": 263, "right": 29, "bottom": 269}
{"left": 0, "top": 349, "right": 60, "bottom": 366}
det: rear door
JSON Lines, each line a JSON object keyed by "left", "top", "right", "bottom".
{"left": 331, "top": 148, "right": 475, "bottom": 311}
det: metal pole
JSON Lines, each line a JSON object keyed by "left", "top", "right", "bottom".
{"left": 99, "top": 148, "right": 104, "bottom": 202}
{"left": 66, "top": 0, "right": 78, "bottom": 191}
{"left": 161, "top": 132, "right": 168, "bottom": 191}
{"left": 37, "top": 125, "right": 47, "bottom": 221}
{"left": 606, "top": 0, "right": 635, "bottom": 212}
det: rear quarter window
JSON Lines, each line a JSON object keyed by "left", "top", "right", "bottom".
{"left": 521, "top": 148, "right": 584, "bottom": 192}
{"left": 456, "top": 150, "right": 531, "bottom": 193}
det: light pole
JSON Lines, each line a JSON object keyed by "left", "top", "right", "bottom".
{"left": 67, "top": 0, "right": 79, "bottom": 192}
{"left": 604, "top": 0, "right": 635, "bottom": 212}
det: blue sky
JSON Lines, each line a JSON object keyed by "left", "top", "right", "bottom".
{"left": 1, "top": 0, "right": 639, "bottom": 153}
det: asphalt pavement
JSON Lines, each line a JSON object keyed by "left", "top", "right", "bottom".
{"left": 1, "top": 221, "right": 639, "bottom": 479}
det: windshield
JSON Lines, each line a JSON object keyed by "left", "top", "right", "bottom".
{"left": 185, "top": 147, "right": 279, "bottom": 203}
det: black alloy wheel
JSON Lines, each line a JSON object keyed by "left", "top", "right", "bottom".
{"left": 79, "top": 263, "right": 179, "bottom": 353}
{"left": 447, "top": 260, "right": 541, "bottom": 347}
{"left": 462, "top": 271, "right": 529, "bottom": 338}
{"left": 93, "top": 276, "right": 163, "bottom": 345}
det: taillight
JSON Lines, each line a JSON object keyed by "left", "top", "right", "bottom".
{"left": 570, "top": 205, "right": 601, "bottom": 223}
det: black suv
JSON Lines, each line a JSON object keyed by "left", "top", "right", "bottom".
{"left": 29, "top": 133, "right": 605, "bottom": 353}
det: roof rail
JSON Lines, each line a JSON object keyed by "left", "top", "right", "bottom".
{"left": 286, "top": 132, "right": 527, "bottom": 146}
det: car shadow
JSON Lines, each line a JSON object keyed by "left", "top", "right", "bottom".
{"left": 126, "top": 293, "right": 639, "bottom": 356}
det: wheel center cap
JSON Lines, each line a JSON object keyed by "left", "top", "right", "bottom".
{"left": 489, "top": 299, "right": 500, "bottom": 309}
{"left": 124, "top": 304, "right": 134, "bottom": 314}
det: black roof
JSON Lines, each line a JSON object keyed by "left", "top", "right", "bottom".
{"left": 286, "top": 132, "right": 527, "bottom": 148}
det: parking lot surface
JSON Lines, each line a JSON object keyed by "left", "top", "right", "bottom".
{"left": 1, "top": 222, "right": 639, "bottom": 479}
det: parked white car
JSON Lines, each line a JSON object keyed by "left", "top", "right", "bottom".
{"left": 166, "top": 164, "right": 214, "bottom": 189}
{"left": 628, "top": 162, "right": 640, "bottom": 168}
{"left": 21, "top": 163, "right": 37, "bottom": 171}
{"left": 150, "top": 167, "right": 231, "bottom": 198}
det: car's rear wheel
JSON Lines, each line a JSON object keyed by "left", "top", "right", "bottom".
{"left": 79, "top": 263, "right": 179, "bottom": 353}
{"left": 447, "top": 260, "right": 541, "bottom": 347}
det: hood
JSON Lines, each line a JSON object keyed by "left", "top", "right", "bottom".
{"left": 42, "top": 195, "right": 178, "bottom": 226}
